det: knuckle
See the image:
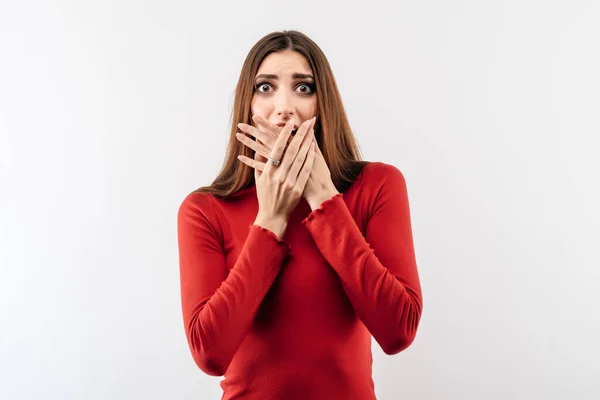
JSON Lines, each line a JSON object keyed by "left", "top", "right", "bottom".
{"left": 283, "top": 181, "right": 294, "bottom": 191}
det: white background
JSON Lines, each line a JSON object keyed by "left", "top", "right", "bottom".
{"left": 1, "top": 0, "right": 598, "bottom": 399}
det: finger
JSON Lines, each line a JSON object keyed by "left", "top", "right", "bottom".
{"left": 251, "top": 115, "right": 281, "bottom": 140}
{"left": 287, "top": 126, "right": 314, "bottom": 182}
{"left": 312, "top": 137, "right": 323, "bottom": 157}
{"left": 255, "top": 158, "right": 261, "bottom": 181}
{"left": 255, "top": 139, "right": 268, "bottom": 163}
{"left": 254, "top": 114, "right": 301, "bottom": 140}
{"left": 238, "top": 122, "right": 275, "bottom": 148}
{"left": 296, "top": 141, "right": 316, "bottom": 188}
{"left": 236, "top": 131, "right": 272, "bottom": 159}
{"left": 278, "top": 117, "right": 315, "bottom": 173}
{"left": 265, "top": 117, "right": 295, "bottom": 176}
{"left": 254, "top": 144, "right": 263, "bottom": 179}
{"left": 238, "top": 154, "right": 265, "bottom": 171}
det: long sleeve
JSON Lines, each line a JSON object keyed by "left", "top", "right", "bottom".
{"left": 177, "top": 193, "right": 291, "bottom": 376}
{"left": 301, "top": 164, "right": 423, "bottom": 355}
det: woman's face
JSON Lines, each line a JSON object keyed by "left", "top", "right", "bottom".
{"left": 251, "top": 50, "right": 318, "bottom": 142}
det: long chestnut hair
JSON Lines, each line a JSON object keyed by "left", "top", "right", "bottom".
{"left": 193, "top": 30, "right": 368, "bottom": 199}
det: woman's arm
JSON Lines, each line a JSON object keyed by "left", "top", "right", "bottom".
{"left": 302, "top": 163, "right": 423, "bottom": 355}
{"left": 177, "top": 193, "right": 290, "bottom": 376}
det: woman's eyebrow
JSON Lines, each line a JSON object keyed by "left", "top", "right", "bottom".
{"left": 255, "top": 73, "right": 314, "bottom": 80}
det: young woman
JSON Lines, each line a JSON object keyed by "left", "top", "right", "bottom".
{"left": 177, "top": 30, "right": 423, "bottom": 399}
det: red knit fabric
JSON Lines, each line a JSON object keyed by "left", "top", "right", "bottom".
{"left": 177, "top": 161, "right": 423, "bottom": 399}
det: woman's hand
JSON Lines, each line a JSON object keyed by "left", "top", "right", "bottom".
{"left": 236, "top": 117, "right": 317, "bottom": 235}
{"left": 237, "top": 115, "right": 339, "bottom": 210}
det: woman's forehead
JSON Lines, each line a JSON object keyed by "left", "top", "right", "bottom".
{"left": 256, "top": 51, "right": 313, "bottom": 79}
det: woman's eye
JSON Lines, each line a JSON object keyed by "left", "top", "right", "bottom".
{"left": 255, "top": 82, "right": 315, "bottom": 94}
{"left": 256, "top": 83, "right": 272, "bottom": 93}
{"left": 297, "top": 83, "right": 314, "bottom": 93}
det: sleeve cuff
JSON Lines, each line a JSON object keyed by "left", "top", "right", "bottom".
{"left": 302, "top": 193, "right": 344, "bottom": 225}
{"left": 248, "top": 224, "right": 292, "bottom": 255}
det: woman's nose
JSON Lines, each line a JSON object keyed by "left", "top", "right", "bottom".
{"left": 274, "top": 92, "right": 295, "bottom": 117}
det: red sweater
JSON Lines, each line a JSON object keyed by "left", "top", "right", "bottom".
{"left": 177, "top": 161, "right": 423, "bottom": 399}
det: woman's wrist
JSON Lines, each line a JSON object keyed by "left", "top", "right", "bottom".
{"left": 253, "top": 213, "right": 288, "bottom": 240}
{"left": 307, "top": 189, "right": 340, "bottom": 211}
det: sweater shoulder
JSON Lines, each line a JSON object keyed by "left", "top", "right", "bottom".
{"left": 177, "top": 191, "right": 221, "bottom": 235}
{"left": 360, "top": 161, "right": 406, "bottom": 192}
{"left": 178, "top": 190, "right": 215, "bottom": 216}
